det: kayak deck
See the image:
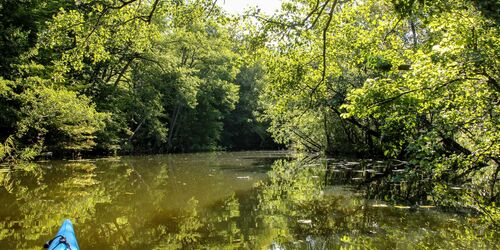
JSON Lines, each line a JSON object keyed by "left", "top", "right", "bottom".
{"left": 45, "top": 219, "right": 80, "bottom": 250}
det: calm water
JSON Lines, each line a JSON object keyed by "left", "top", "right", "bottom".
{"left": 0, "top": 151, "right": 496, "bottom": 249}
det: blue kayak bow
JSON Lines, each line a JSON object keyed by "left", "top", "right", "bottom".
{"left": 44, "top": 219, "right": 80, "bottom": 250}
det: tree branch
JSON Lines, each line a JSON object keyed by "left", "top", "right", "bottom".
{"left": 309, "top": 0, "right": 338, "bottom": 97}
{"left": 145, "top": 0, "right": 160, "bottom": 23}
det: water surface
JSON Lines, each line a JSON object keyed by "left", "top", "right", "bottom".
{"left": 0, "top": 151, "right": 496, "bottom": 249}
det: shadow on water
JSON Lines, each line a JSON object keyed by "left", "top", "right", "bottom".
{"left": 0, "top": 152, "right": 497, "bottom": 249}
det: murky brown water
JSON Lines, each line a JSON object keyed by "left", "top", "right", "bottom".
{"left": 0, "top": 151, "right": 496, "bottom": 249}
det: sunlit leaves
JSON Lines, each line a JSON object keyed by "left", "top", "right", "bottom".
{"left": 253, "top": 0, "right": 499, "bottom": 222}
{"left": 17, "top": 87, "right": 108, "bottom": 152}
{"left": 338, "top": 0, "right": 499, "bottom": 219}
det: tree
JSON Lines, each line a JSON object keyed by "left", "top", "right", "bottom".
{"left": 157, "top": 1, "right": 241, "bottom": 152}
{"left": 221, "top": 64, "right": 278, "bottom": 150}
{"left": 255, "top": 0, "right": 499, "bottom": 220}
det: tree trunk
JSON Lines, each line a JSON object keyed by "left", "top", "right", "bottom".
{"left": 167, "top": 104, "right": 182, "bottom": 151}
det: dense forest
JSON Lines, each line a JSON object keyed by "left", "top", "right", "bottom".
{"left": 0, "top": 0, "right": 498, "bottom": 227}
{"left": 0, "top": 0, "right": 278, "bottom": 158}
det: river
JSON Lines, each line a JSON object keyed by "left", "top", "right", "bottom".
{"left": 0, "top": 151, "right": 496, "bottom": 249}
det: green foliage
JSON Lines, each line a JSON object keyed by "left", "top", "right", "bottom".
{"left": 221, "top": 64, "right": 278, "bottom": 150}
{"left": 17, "top": 87, "right": 107, "bottom": 153}
{"left": 253, "top": 0, "right": 499, "bottom": 221}
{"left": 339, "top": 0, "right": 499, "bottom": 219}
{"left": 0, "top": 0, "right": 497, "bottom": 229}
{"left": 0, "top": 0, "right": 268, "bottom": 158}
{"left": 154, "top": 1, "right": 242, "bottom": 152}
{"left": 256, "top": 0, "right": 401, "bottom": 154}
{"left": 0, "top": 0, "right": 70, "bottom": 79}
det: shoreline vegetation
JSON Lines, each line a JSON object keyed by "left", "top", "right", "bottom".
{"left": 0, "top": 0, "right": 498, "bottom": 237}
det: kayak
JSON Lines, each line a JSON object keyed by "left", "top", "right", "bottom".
{"left": 44, "top": 219, "right": 80, "bottom": 250}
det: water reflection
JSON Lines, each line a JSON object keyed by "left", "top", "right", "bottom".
{"left": 0, "top": 152, "right": 497, "bottom": 249}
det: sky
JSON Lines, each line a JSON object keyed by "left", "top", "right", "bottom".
{"left": 217, "top": 0, "right": 282, "bottom": 15}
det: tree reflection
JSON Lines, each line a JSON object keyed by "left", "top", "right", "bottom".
{"left": 253, "top": 158, "right": 498, "bottom": 249}
{"left": 0, "top": 156, "right": 497, "bottom": 249}
{"left": 0, "top": 162, "right": 109, "bottom": 249}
